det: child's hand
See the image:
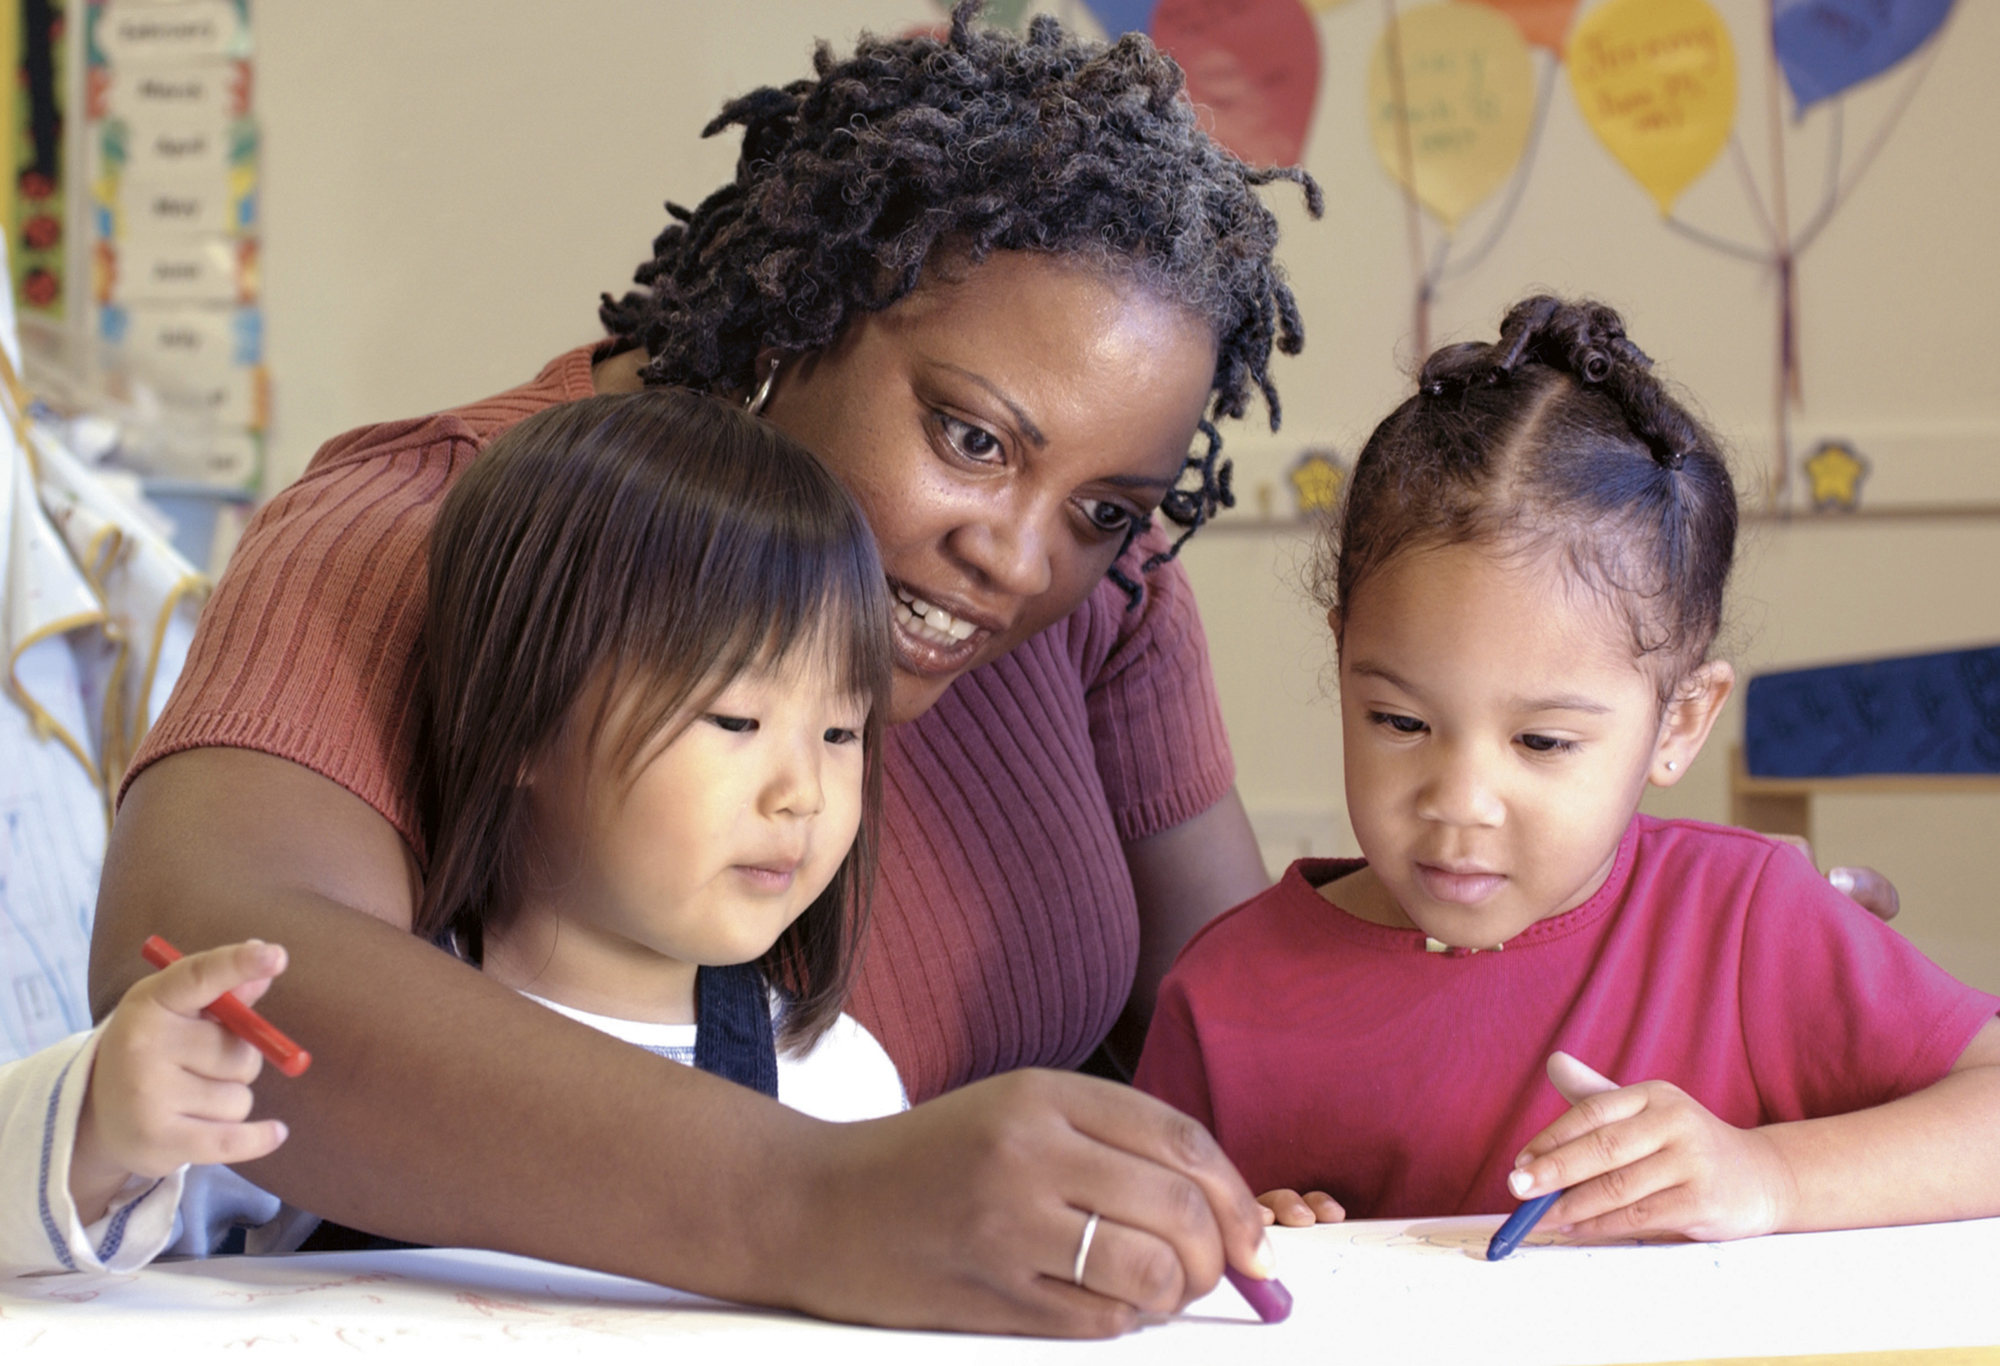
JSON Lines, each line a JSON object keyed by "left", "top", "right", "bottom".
{"left": 69, "top": 941, "right": 294, "bottom": 1224}
{"left": 1508, "top": 1052, "right": 1793, "bottom": 1243}
{"left": 1256, "top": 1189, "right": 1345, "bottom": 1227}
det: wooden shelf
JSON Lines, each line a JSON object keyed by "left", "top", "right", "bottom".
{"left": 1729, "top": 747, "right": 2000, "bottom": 843}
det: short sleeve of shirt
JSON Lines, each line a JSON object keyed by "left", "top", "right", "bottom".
{"left": 122, "top": 347, "right": 601, "bottom": 854}
{"left": 1072, "top": 526, "right": 1235, "bottom": 843}
{"left": 125, "top": 421, "right": 473, "bottom": 851}
{"left": 1739, "top": 843, "right": 2000, "bottom": 1122}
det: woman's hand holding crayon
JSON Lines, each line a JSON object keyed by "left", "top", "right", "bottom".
{"left": 69, "top": 941, "right": 295, "bottom": 1225}
{"left": 1507, "top": 1052, "right": 1792, "bottom": 1244}
{"left": 798, "top": 1068, "right": 1277, "bottom": 1335}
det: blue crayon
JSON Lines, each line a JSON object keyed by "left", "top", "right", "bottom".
{"left": 1486, "top": 1189, "right": 1563, "bottom": 1261}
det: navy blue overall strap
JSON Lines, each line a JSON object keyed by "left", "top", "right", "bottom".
{"left": 693, "top": 962, "right": 780, "bottom": 1099}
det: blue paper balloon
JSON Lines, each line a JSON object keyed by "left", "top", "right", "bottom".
{"left": 1772, "top": 0, "right": 1955, "bottom": 111}
{"left": 1082, "top": 0, "right": 1157, "bottom": 39}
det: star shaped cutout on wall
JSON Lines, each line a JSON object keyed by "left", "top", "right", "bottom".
{"left": 1289, "top": 449, "right": 1347, "bottom": 516}
{"left": 1803, "top": 440, "right": 1868, "bottom": 512}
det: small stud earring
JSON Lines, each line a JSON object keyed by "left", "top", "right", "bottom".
{"left": 1664, "top": 760, "right": 1678, "bottom": 772}
{"left": 746, "top": 357, "right": 780, "bottom": 415}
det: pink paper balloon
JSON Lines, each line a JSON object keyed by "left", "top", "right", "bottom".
{"left": 1152, "top": 0, "right": 1322, "bottom": 167}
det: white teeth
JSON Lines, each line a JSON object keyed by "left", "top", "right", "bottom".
{"left": 893, "top": 586, "right": 980, "bottom": 646}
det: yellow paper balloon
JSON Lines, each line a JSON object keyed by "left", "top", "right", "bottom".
{"left": 1368, "top": 3, "right": 1536, "bottom": 233}
{"left": 1305, "top": 0, "right": 1359, "bottom": 11}
{"left": 1566, "top": 0, "right": 1736, "bottom": 215}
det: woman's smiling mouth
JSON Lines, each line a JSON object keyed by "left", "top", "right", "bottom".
{"left": 890, "top": 581, "right": 995, "bottom": 675}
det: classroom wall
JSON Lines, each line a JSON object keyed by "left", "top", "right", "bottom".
{"left": 251, "top": 1, "right": 2000, "bottom": 989}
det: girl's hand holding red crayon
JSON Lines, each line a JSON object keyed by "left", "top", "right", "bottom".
{"left": 69, "top": 941, "right": 295, "bottom": 1224}
{"left": 1508, "top": 1052, "right": 1792, "bottom": 1244}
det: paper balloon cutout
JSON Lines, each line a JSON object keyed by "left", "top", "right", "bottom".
{"left": 1304, "top": 0, "right": 1360, "bottom": 10}
{"left": 1772, "top": 0, "right": 1954, "bottom": 112}
{"left": 1568, "top": 0, "right": 1736, "bottom": 215}
{"left": 1081, "top": 0, "right": 1157, "bottom": 39}
{"left": 1368, "top": 3, "right": 1535, "bottom": 231}
{"left": 1155, "top": 0, "right": 1322, "bottom": 167}
{"left": 1465, "top": 0, "right": 1579, "bottom": 51}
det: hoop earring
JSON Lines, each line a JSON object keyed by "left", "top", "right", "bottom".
{"left": 746, "top": 357, "right": 780, "bottom": 416}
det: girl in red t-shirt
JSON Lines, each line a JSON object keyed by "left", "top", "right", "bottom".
{"left": 1137, "top": 296, "right": 2000, "bottom": 1242}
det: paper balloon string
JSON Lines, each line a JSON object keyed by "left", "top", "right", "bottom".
{"left": 1568, "top": 0, "right": 1737, "bottom": 216}
{"left": 1772, "top": 0, "right": 1955, "bottom": 112}
{"left": 1368, "top": 2, "right": 1535, "bottom": 233}
{"left": 1465, "top": 0, "right": 1579, "bottom": 52}
{"left": 1154, "top": 0, "right": 1322, "bottom": 167}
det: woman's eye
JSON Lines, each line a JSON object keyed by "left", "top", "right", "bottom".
{"left": 1076, "top": 498, "right": 1136, "bottom": 535}
{"left": 1370, "top": 711, "right": 1426, "bottom": 735}
{"left": 708, "top": 714, "right": 757, "bottom": 734}
{"left": 823, "top": 726, "right": 860, "bottom": 745}
{"left": 1519, "top": 733, "right": 1576, "bottom": 754}
{"left": 938, "top": 414, "right": 1001, "bottom": 463}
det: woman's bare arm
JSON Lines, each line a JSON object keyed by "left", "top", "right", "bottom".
{"left": 91, "top": 748, "right": 1269, "bottom": 1336}
{"left": 1110, "top": 788, "right": 1270, "bottom": 1072}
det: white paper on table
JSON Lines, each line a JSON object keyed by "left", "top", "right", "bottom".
{"left": 4, "top": 1217, "right": 1999, "bottom": 1365}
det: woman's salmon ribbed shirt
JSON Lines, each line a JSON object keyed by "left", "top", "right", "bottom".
{"left": 124, "top": 346, "right": 1236, "bottom": 1102}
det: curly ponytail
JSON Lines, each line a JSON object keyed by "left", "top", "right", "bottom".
{"left": 1319, "top": 296, "right": 1737, "bottom": 700}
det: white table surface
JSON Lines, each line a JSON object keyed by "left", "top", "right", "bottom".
{"left": 6, "top": 1214, "right": 2000, "bottom": 1363}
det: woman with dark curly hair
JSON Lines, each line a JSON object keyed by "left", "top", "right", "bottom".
{"left": 90, "top": 4, "right": 1311, "bottom": 1336}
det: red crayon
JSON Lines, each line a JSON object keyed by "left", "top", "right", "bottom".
{"left": 140, "top": 935, "right": 312, "bottom": 1078}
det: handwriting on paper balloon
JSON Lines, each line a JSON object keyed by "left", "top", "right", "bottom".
{"left": 1368, "top": 2, "right": 1536, "bottom": 233}
{"left": 1567, "top": 0, "right": 1737, "bottom": 215}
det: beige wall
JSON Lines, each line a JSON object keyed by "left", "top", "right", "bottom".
{"left": 255, "top": 0, "right": 933, "bottom": 477}
{"left": 254, "top": 2, "right": 2000, "bottom": 988}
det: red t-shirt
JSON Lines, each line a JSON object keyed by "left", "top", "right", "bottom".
{"left": 1134, "top": 816, "right": 1999, "bottom": 1218}
{"left": 126, "top": 347, "right": 1236, "bottom": 1103}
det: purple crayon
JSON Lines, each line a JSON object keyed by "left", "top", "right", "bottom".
{"left": 1224, "top": 1265, "right": 1294, "bottom": 1324}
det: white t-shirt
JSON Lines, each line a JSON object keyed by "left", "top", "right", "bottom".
{"left": 522, "top": 993, "right": 908, "bottom": 1123}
